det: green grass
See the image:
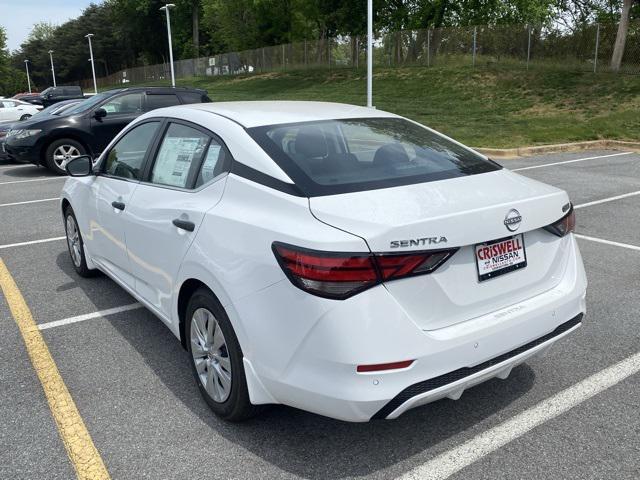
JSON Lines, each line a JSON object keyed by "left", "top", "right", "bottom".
{"left": 132, "top": 65, "right": 640, "bottom": 148}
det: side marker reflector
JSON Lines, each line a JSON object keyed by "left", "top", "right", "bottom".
{"left": 357, "top": 360, "right": 414, "bottom": 373}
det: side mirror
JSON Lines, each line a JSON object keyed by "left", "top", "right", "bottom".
{"left": 66, "top": 155, "right": 94, "bottom": 177}
{"left": 46, "top": 93, "right": 53, "bottom": 99}
{"left": 94, "top": 108, "right": 107, "bottom": 119}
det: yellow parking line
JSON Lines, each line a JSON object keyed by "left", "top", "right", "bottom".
{"left": 0, "top": 259, "right": 110, "bottom": 480}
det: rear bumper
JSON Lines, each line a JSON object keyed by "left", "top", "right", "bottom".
{"left": 375, "top": 314, "right": 581, "bottom": 419}
{"left": 237, "top": 235, "right": 587, "bottom": 422}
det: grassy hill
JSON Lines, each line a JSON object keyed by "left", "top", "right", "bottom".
{"left": 153, "top": 65, "right": 639, "bottom": 148}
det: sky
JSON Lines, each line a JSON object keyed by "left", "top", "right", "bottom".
{"left": 0, "top": 0, "right": 101, "bottom": 52}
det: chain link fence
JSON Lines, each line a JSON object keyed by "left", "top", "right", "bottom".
{"left": 82, "top": 21, "right": 640, "bottom": 89}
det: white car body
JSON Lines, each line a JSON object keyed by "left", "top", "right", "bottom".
{"left": 61, "top": 101, "right": 587, "bottom": 422}
{"left": 0, "top": 99, "right": 41, "bottom": 122}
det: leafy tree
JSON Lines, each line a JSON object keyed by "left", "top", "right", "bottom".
{"left": 28, "top": 22, "right": 57, "bottom": 43}
{"left": 0, "top": 27, "right": 27, "bottom": 96}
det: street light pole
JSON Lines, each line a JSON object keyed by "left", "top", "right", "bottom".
{"left": 160, "top": 3, "right": 176, "bottom": 87}
{"left": 24, "top": 60, "right": 32, "bottom": 94}
{"left": 48, "top": 50, "right": 57, "bottom": 87}
{"left": 366, "top": 0, "right": 373, "bottom": 107}
{"left": 85, "top": 33, "right": 98, "bottom": 94}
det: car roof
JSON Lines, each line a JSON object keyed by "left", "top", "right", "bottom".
{"left": 178, "top": 101, "right": 399, "bottom": 128}
{"left": 102, "top": 86, "right": 206, "bottom": 96}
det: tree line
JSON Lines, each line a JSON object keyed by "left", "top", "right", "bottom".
{"left": 0, "top": 0, "right": 638, "bottom": 95}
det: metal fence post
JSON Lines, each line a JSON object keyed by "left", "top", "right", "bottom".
{"left": 594, "top": 23, "right": 600, "bottom": 73}
{"left": 427, "top": 29, "right": 431, "bottom": 67}
{"left": 527, "top": 25, "right": 532, "bottom": 69}
{"left": 472, "top": 26, "right": 477, "bottom": 67}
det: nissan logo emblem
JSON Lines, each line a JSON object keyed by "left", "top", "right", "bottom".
{"left": 504, "top": 209, "right": 522, "bottom": 232}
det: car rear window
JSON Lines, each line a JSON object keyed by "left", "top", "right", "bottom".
{"left": 146, "top": 94, "right": 180, "bottom": 110}
{"left": 248, "top": 118, "right": 500, "bottom": 196}
{"left": 63, "top": 87, "right": 82, "bottom": 95}
{"left": 178, "top": 92, "right": 210, "bottom": 104}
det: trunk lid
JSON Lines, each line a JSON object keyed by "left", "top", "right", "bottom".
{"left": 309, "top": 170, "right": 572, "bottom": 330}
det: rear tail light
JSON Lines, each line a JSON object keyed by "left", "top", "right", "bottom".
{"left": 376, "top": 251, "right": 454, "bottom": 280}
{"left": 544, "top": 206, "right": 575, "bottom": 237}
{"left": 272, "top": 242, "right": 457, "bottom": 300}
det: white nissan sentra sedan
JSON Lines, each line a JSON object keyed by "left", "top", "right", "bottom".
{"left": 60, "top": 101, "right": 587, "bottom": 422}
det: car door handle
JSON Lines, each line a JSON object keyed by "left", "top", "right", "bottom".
{"left": 172, "top": 219, "right": 195, "bottom": 232}
{"left": 111, "top": 201, "right": 125, "bottom": 211}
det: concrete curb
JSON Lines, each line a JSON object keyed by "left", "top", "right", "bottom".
{"left": 474, "top": 140, "right": 640, "bottom": 159}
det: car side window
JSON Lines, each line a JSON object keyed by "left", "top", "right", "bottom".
{"left": 195, "top": 141, "right": 229, "bottom": 188}
{"left": 2, "top": 101, "right": 15, "bottom": 108}
{"left": 150, "top": 123, "right": 209, "bottom": 188}
{"left": 101, "top": 93, "right": 143, "bottom": 115}
{"left": 104, "top": 121, "right": 160, "bottom": 180}
{"left": 145, "top": 94, "right": 180, "bottom": 111}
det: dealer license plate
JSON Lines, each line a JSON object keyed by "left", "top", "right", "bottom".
{"left": 475, "top": 234, "right": 527, "bottom": 281}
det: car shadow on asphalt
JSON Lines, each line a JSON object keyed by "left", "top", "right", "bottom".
{"left": 100, "top": 290, "right": 536, "bottom": 479}
{"left": 0, "top": 164, "right": 56, "bottom": 178}
{"left": 55, "top": 252, "right": 136, "bottom": 311}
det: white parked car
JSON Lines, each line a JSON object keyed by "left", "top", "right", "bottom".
{"left": 0, "top": 99, "right": 42, "bottom": 122}
{"left": 60, "top": 102, "right": 587, "bottom": 422}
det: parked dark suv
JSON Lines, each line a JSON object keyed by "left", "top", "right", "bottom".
{"left": 40, "top": 86, "right": 85, "bottom": 107}
{"left": 5, "top": 86, "right": 211, "bottom": 174}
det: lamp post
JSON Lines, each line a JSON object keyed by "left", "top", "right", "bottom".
{"left": 159, "top": 3, "right": 176, "bottom": 87}
{"left": 85, "top": 33, "right": 98, "bottom": 94}
{"left": 24, "top": 59, "right": 32, "bottom": 94}
{"left": 366, "top": 0, "right": 373, "bottom": 107}
{"left": 48, "top": 50, "right": 57, "bottom": 87}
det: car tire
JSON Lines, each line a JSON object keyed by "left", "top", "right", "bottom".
{"left": 64, "top": 206, "right": 97, "bottom": 278}
{"left": 46, "top": 138, "right": 87, "bottom": 175}
{"left": 19, "top": 114, "right": 31, "bottom": 121}
{"left": 186, "top": 287, "right": 262, "bottom": 421}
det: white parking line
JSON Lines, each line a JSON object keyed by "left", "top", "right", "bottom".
{"left": 575, "top": 234, "right": 640, "bottom": 251}
{"left": 0, "top": 177, "right": 65, "bottom": 185}
{"left": 512, "top": 152, "right": 633, "bottom": 172}
{"left": 38, "top": 303, "right": 143, "bottom": 330}
{"left": 398, "top": 351, "right": 640, "bottom": 480}
{"left": 0, "top": 197, "right": 58, "bottom": 208}
{"left": 0, "top": 236, "right": 65, "bottom": 250}
{"left": 574, "top": 190, "right": 640, "bottom": 209}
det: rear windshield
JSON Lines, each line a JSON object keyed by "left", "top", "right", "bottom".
{"left": 248, "top": 118, "right": 500, "bottom": 196}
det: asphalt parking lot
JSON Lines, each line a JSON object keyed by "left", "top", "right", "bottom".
{"left": 0, "top": 150, "right": 638, "bottom": 480}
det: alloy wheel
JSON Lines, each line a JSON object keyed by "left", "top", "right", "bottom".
{"left": 190, "top": 307, "right": 232, "bottom": 403}
{"left": 65, "top": 215, "right": 82, "bottom": 268}
{"left": 53, "top": 145, "right": 81, "bottom": 170}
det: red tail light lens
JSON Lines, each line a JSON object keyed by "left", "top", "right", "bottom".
{"left": 272, "top": 244, "right": 378, "bottom": 299}
{"left": 273, "top": 242, "right": 457, "bottom": 300}
{"left": 544, "top": 207, "right": 575, "bottom": 237}
{"left": 376, "top": 251, "right": 455, "bottom": 280}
